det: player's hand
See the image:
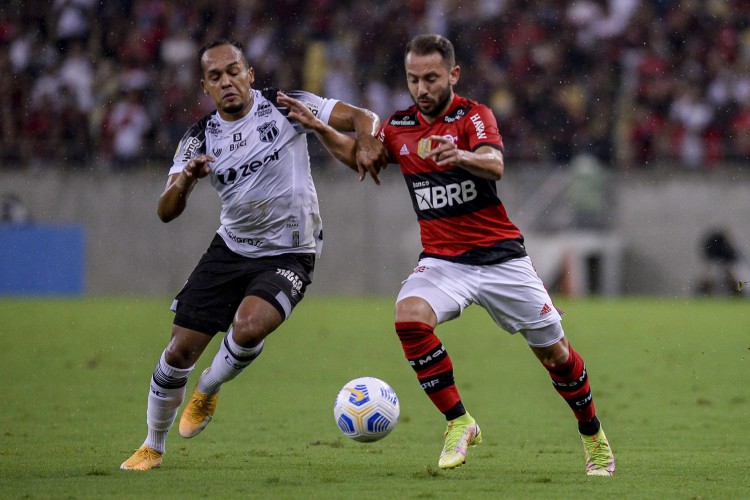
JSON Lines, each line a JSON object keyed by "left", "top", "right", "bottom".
{"left": 354, "top": 134, "right": 388, "bottom": 185}
{"left": 425, "top": 135, "right": 465, "bottom": 167}
{"left": 277, "top": 91, "right": 320, "bottom": 130}
{"left": 183, "top": 154, "right": 214, "bottom": 181}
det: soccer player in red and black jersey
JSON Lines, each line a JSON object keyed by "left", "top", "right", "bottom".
{"left": 281, "top": 34, "right": 614, "bottom": 476}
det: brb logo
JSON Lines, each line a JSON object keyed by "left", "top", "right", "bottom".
{"left": 414, "top": 180, "right": 477, "bottom": 210}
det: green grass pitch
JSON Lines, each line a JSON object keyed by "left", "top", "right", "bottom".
{"left": 1, "top": 296, "right": 749, "bottom": 499}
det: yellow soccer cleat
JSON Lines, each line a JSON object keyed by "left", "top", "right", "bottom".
{"left": 438, "top": 413, "right": 482, "bottom": 469}
{"left": 179, "top": 387, "right": 220, "bottom": 438}
{"left": 581, "top": 426, "right": 615, "bottom": 476}
{"left": 120, "top": 445, "right": 163, "bottom": 471}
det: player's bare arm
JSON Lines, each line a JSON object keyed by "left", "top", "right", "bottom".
{"left": 354, "top": 133, "right": 389, "bottom": 185}
{"left": 327, "top": 101, "right": 389, "bottom": 185}
{"left": 425, "top": 136, "right": 504, "bottom": 180}
{"left": 277, "top": 92, "right": 359, "bottom": 169}
{"left": 157, "top": 154, "right": 214, "bottom": 222}
{"left": 277, "top": 92, "right": 386, "bottom": 184}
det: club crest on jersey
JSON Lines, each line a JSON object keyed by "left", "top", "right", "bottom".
{"left": 258, "top": 121, "right": 279, "bottom": 143}
{"left": 212, "top": 147, "right": 222, "bottom": 158}
{"left": 417, "top": 138, "right": 432, "bottom": 159}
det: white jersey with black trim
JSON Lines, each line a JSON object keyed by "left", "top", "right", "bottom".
{"left": 169, "top": 88, "right": 338, "bottom": 258}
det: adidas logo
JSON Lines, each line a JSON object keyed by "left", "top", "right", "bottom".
{"left": 399, "top": 144, "right": 409, "bottom": 155}
{"left": 539, "top": 303, "right": 552, "bottom": 316}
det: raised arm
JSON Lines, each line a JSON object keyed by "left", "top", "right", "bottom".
{"left": 425, "top": 136, "right": 504, "bottom": 181}
{"left": 325, "top": 100, "right": 389, "bottom": 185}
{"left": 157, "top": 154, "right": 214, "bottom": 222}
{"left": 277, "top": 92, "right": 387, "bottom": 184}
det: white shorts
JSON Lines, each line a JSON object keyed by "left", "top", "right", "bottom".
{"left": 397, "top": 256, "right": 563, "bottom": 346}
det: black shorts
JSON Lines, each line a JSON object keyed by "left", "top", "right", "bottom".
{"left": 171, "top": 234, "right": 315, "bottom": 336}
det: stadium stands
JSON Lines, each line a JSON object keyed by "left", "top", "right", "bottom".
{"left": 1, "top": 0, "right": 749, "bottom": 170}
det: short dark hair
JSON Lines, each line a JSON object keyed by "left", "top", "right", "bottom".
{"left": 198, "top": 39, "right": 249, "bottom": 74}
{"left": 405, "top": 34, "right": 456, "bottom": 69}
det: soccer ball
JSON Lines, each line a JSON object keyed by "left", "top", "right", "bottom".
{"left": 333, "top": 377, "right": 400, "bottom": 442}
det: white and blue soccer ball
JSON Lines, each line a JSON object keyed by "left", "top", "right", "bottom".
{"left": 333, "top": 377, "right": 400, "bottom": 442}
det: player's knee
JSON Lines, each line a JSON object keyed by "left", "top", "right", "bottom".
{"left": 523, "top": 323, "right": 569, "bottom": 367}
{"left": 163, "top": 340, "right": 200, "bottom": 369}
{"left": 230, "top": 323, "right": 264, "bottom": 348}
{"left": 232, "top": 296, "right": 285, "bottom": 348}
{"left": 231, "top": 316, "right": 273, "bottom": 348}
{"left": 395, "top": 296, "right": 436, "bottom": 324}
{"left": 535, "top": 340, "right": 570, "bottom": 368}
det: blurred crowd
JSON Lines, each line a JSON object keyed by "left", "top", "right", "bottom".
{"left": 2, "top": 0, "right": 750, "bottom": 171}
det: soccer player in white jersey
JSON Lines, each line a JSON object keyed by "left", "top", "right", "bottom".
{"left": 121, "top": 39, "right": 386, "bottom": 471}
{"left": 281, "top": 34, "right": 615, "bottom": 476}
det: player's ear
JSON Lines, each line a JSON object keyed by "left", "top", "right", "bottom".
{"left": 449, "top": 65, "right": 460, "bottom": 86}
{"left": 247, "top": 67, "right": 255, "bottom": 86}
{"left": 200, "top": 78, "right": 208, "bottom": 95}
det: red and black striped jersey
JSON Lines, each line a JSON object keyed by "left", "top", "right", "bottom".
{"left": 378, "top": 94, "right": 527, "bottom": 265}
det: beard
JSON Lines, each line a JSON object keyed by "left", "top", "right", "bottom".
{"left": 222, "top": 100, "right": 246, "bottom": 115}
{"left": 414, "top": 86, "right": 453, "bottom": 118}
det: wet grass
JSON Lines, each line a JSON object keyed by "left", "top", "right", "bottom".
{"left": 0, "top": 296, "right": 748, "bottom": 498}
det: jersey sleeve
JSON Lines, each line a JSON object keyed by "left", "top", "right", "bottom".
{"left": 463, "top": 104, "right": 504, "bottom": 153}
{"left": 168, "top": 115, "right": 209, "bottom": 176}
{"left": 376, "top": 119, "right": 397, "bottom": 163}
{"left": 376, "top": 121, "right": 387, "bottom": 142}
{"left": 271, "top": 89, "right": 339, "bottom": 134}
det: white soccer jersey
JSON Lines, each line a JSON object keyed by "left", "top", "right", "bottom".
{"left": 170, "top": 89, "right": 338, "bottom": 258}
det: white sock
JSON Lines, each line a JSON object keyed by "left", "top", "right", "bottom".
{"left": 197, "top": 328, "right": 264, "bottom": 395}
{"left": 143, "top": 351, "right": 193, "bottom": 454}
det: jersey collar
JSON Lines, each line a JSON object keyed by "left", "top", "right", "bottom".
{"left": 215, "top": 90, "right": 257, "bottom": 125}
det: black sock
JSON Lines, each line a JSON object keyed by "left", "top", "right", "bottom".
{"left": 578, "top": 415, "right": 601, "bottom": 436}
{"left": 444, "top": 401, "right": 466, "bottom": 421}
